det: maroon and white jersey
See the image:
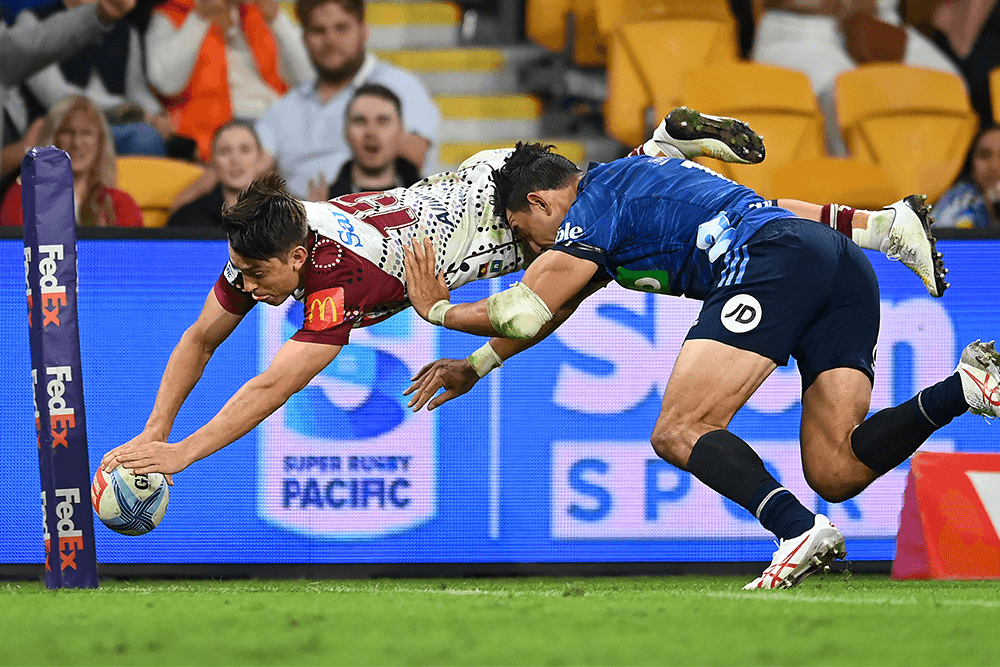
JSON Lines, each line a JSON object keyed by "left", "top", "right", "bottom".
{"left": 214, "top": 149, "right": 532, "bottom": 345}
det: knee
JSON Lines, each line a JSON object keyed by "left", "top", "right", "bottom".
{"left": 650, "top": 411, "right": 698, "bottom": 468}
{"left": 804, "top": 470, "right": 860, "bottom": 504}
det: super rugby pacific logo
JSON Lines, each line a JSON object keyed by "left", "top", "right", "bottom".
{"left": 721, "top": 294, "right": 762, "bottom": 333}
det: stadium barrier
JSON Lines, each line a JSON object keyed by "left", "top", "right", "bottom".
{"left": 22, "top": 147, "right": 99, "bottom": 588}
{"left": 893, "top": 452, "right": 1000, "bottom": 580}
{"left": 0, "top": 229, "right": 998, "bottom": 576}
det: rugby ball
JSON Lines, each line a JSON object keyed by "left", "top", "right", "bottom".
{"left": 91, "top": 466, "right": 169, "bottom": 535}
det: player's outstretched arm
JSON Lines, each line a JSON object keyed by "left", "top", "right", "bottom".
{"left": 103, "top": 339, "right": 342, "bottom": 476}
{"left": 404, "top": 279, "right": 607, "bottom": 411}
{"left": 100, "top": 289, "right": 243, "bottom": 481}
{"left": 405, "top": 238, "right": 597, "bottom": 338}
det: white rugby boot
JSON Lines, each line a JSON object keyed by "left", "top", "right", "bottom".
{"left": 743, "top": 515, "right": 846, "bottom": 590}
{"left": 872, "top": 195, "right": 948, "bottom": 298}
{"left": 956, "top": 340, "right": 1000, "bottom": 419}
{"left": 639, "top": 107, "right": 766, "bottom": 164}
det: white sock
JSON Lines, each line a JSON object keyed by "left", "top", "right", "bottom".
{"left": 852, "top": 209, "right": 895, "bottom": 252}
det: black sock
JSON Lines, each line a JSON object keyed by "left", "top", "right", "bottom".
{"left": 918, "top": 373, "right": 967, "bottom": 425}
{"left": 851, "top": 374, "right": 965, "bottom": 476}
{"left": 686, "top": 430, "right": 814, "bottom": 540}
{"left": 752, "top": 486, "right": 816, "bottom": 540}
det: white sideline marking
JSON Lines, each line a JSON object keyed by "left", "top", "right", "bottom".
{"left": 78, "top": 583, "right": 1000, "bottom": 609}
{"left": 700, "top": 590, "right": 1000, "bottom": 609}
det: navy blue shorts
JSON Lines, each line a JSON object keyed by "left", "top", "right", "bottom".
{"left": 686, "top": 217, "right": 880, "bottom": 389}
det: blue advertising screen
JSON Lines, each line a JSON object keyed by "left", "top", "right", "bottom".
{"left": 1, "top": 238, "right": 997, "bottom": 563}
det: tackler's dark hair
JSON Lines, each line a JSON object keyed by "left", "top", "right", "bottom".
{"left": 491, "top": 142, "right": 582, "bottom": 223}
{"left": 221, "top": 172, "right": 309, "bottom": 261}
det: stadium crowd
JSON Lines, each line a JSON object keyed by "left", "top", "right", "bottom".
{"left": 1, "top": 0, "right": 999, "bottom": 228}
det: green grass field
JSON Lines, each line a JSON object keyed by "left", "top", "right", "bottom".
{"left": 3, "top": 574, "right": 1000, "bottom": 666}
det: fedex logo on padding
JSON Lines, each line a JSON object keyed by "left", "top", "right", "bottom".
{"left": 37, "top": 244, "right": 67, "bottom": 327}
{"left": 54, "top": 488, "right": 84, "bottom": 571}
{"left": 41, "top": 491, "right": 50, "bottom": 572}
{"left": 45, "top": 366, "right": 76, "bottom": 448}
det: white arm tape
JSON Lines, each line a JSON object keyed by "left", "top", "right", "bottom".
{"left": 427, "top": 300, "right": 454, "bottom": 326}
{"left": 467, "top": 341, "right": 503, "bottom": 378}
{"left": 486, "top": 282, "right": 553, "bottom": 340}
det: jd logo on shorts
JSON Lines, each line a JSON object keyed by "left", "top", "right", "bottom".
{"left": 721, "top": 294, "right": 762, "bottom": 333}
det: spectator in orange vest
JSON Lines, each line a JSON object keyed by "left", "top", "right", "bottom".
{"left": 1, "top": 94, "right": 143, "bottom": 226}
{"left": 145, "top": 0, "right": 313, "bottom": 161}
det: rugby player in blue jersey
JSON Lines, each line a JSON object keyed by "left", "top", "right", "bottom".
{"left": 403, "top": 143, "right": 1000, "bottom": 590}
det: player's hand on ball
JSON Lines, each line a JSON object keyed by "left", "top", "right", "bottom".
{"left": 102, "top": 431, "right": 174, "bottom": 485}
{"left": 403, "top": 238, "right": 450, "bottom": 321}
{"left": 404, "top": 358, "right": 479, "bottom": 411}
{"left": 102, "top": 439, "right": 190, "bottom": 482}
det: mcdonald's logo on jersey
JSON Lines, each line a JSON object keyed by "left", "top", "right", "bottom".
{"left": 303, "top": 288, "right": 345, "bottom": 331}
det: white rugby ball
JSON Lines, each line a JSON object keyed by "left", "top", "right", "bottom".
{"left": 91, "top": 466, "right": 169, "bottom": 535}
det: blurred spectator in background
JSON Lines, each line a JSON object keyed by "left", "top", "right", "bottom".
{"left": 168, "top": 118, "right": 261, "bottom": 226}
{"left": 924, "top": 0, "right": 1000, "bottom": 126}
{"left": 146, "top": 0, "right": 313, "bottom": 161}
{"left": 751, "top": 0, "right": 965, "bottom": 155}
{"left": 320, "top": 83, "right": 420, "bottom": 200}
{"left": 1, "top": 0, "right": 135, "bottom": 177}
{"left": 934, "top": 124, "right": 1000, "bottom": 228}
{"left": 12, "top": 0, "right": 169, "bottom": 157}
{"left": 1, "top": 95, "right": 143, "bottom": 226}
{"left": 257, "top": 0, "right": 439, "bottom": 198}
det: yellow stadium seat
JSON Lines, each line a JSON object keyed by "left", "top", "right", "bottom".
{"left": 525, "top": 0, "right": 605, "bottom": 67}
{"left": 991, "top": 66, "right": 1000, "bottom": 124}
{"left": 770, "top": 158, "right": 899, "bottom": 210}
{"left": 116, "top": 157, "right": 204, "bottom": 228}
{"left": 835, "top": 64, "right": 978, "bottom": 203}
{"left": 605, "top": 19, "right": 737, "bottom": 147}
{"left": 594, "top": 0, "right": 735, "bottom": 37}
{"left": 680, "top": 62, "right": 824, "bottom": 198}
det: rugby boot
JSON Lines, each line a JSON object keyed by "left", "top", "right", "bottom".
{"left": 956, "top": 340, "right": 1000, "bottom": 419}
{"left": 744, "top": 515, "right": 846, "bottom": 590}
{"left": 875, "top": 195, "right": 948, "bottom": 297}
{"left": 658, "top": 106, "right": 766, "bottom": 164}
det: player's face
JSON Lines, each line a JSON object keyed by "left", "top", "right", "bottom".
{"left": 303, "top": 1, "right": 367, "bottom": 83}
{"left": 506, "top": 182, "right": 580, "bottom": 254}
{"left": 55, "top": 110, "right": 100, "bottom": 177}
{"left": 971, "top": 128, "right": 1000, "bottom": 198}
{"left": 507, "top": 205, "right": 556, "bottom": 255}
{"left": 346, "top": 95, "right": 403, "bottom": 173}
{"left": 212, "top": 126, "right": 260, "bottom": 194}
{"left": 228, "top": 246, "right": 305, "bottom": 305}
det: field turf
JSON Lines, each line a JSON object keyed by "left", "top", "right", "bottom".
{"left": 3, "top": 574, "right": 999, "bottom": 666}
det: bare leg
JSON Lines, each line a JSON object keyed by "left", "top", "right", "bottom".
{"left": 651, "top": 339, "right": 775, "bottom": 466}
{"left": 799, "top": 367, "right": 877, "bottom": 502}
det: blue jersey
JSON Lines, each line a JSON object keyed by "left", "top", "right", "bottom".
{"left": 553, "top": 156, "right": 793, "bottom": 300}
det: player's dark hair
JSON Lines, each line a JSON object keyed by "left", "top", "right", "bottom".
{"left": 296, "top": 0, "right": 364, "bottom": 26}
{"left": 222, "top": 172, "right": 309, "bottom": 261}
{"left": 491, "top": 142, "right": 582, "bottom": 223}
